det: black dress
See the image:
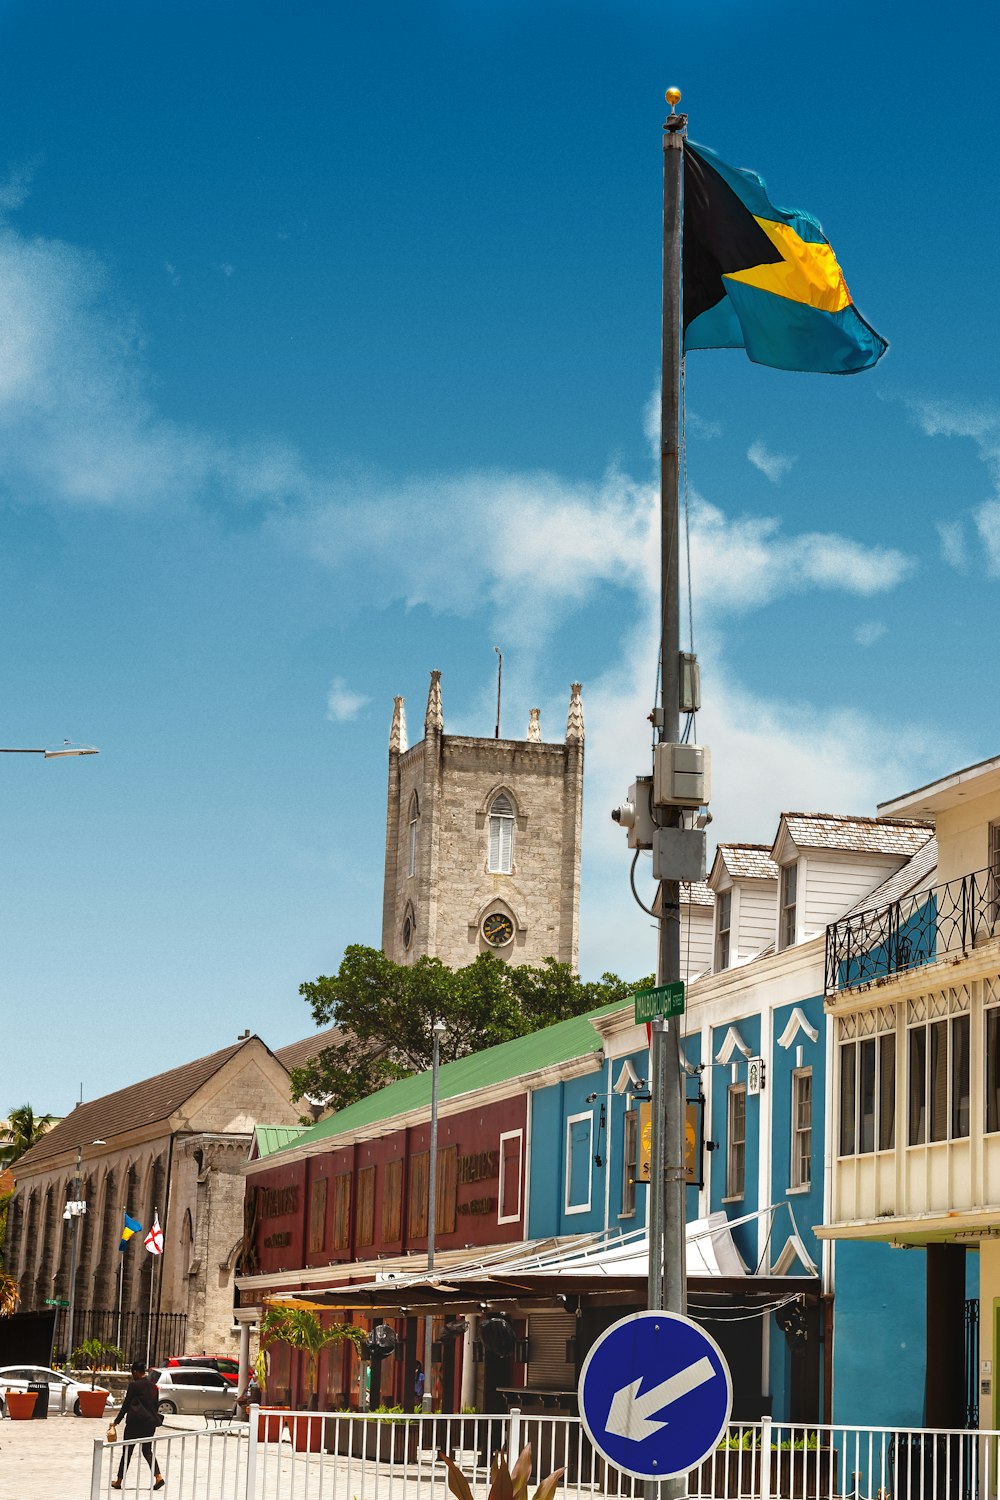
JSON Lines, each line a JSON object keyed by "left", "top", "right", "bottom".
{"left": 114, "top": 1378, "right": 162, "bottom": 1482}
{"left": 117, "top": 1377, "right": 158, "bottom": 1438}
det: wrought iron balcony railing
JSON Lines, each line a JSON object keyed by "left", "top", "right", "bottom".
{"left": 825, "top": 864, "right": 1000, "bottom": 995}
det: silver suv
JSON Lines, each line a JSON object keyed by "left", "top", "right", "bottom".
{"left": 149, "top": 1366, "right": 235, "bottom": 1417}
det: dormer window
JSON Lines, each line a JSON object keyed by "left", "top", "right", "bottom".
{"left": 715, "top": 891, "right": 731, "bottom": 971}
{"left": 488, "top": 792, "right": 514, "bottom": 874}
{"left": 780, "top": 863, "right": 797, "bottom": 949}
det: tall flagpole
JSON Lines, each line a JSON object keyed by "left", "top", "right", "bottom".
{"left": 645, "top": 86, "right": 688, "bottom": 1500}
{"left": 116, "top": 1254, "right": 124, "bottom": 1351}
{"left": 145, "top": 1207, "right": 157, "bottom": 1367}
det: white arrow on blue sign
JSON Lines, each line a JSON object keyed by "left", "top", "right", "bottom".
{"left": 578, "top": 1310, "right": 733, "bottom": 1481}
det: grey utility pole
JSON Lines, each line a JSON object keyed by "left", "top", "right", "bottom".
{"left": 421, "top": 1019, "right": 446, "bottom": 1413}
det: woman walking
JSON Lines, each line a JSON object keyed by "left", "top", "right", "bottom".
{"left": 110, "top": 1359, "right": 165, "bottom": 1491}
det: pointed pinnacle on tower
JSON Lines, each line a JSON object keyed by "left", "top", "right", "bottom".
{"left": 389, "top": 696, "right": 407, "bottom": 753}
{"left": 527, "top": 708, "right": 541, "bottom": 742}
{"left": 565, "top": 683, "right": 584, "bottom": 744}
{"left": 424, "top": 670, "right": 443, "bottom": 734}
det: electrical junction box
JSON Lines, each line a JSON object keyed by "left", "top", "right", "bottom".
{"left": 653, "top": 742, "right": 711, "bottom": 808}
{"left": 652, "top": 827, "right": 707, "bottom": 882}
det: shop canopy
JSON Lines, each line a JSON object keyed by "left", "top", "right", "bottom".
{"left": 267, "top": 1206, "right": 815, "bottom": 1315}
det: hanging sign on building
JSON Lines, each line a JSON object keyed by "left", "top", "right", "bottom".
{"left": 636, "top": 1096, "right": 704, "bottom": 1188}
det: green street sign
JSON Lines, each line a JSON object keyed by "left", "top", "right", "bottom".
{"left": 634, "top": 980, "right": 685, "bottom": 1025}
{"left": 44, "top": 1298, "right": 69, "bottom": 1307}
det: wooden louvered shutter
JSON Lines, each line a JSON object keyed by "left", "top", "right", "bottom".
{"left": 408, "top": 1152, "right": 429, "bottom": 1238}
{"left": 382, "top": 1159, "right": 403, "bottom": 1243}
{"left": 356, "top": 1167, "right": 375, "bottom": 1247}
{"left": 436, "top": 1146, "right": 458, "bottom": 1234}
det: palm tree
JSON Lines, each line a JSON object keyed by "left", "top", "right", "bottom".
{"left": 0, "top": 1268, "right": 19, "bottom": 1317}
{"left": 0, "top": 1105, "right": 59, "bottom": 1169}
{"left": 260, "top": 1305, "right": 363, "bottom": 1410}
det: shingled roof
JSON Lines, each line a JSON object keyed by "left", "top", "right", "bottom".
{"left": 775, "top": 812, "right": 932, "bottom": 859}
{"left": 681, "top": 881, "right": 715, "bottom": 909}
{"left": 714, "top": 844, "right": 780, "bottom": 881}
{"left": 274, "top": 1026, "right": 342, "bottom": 1075}
{"left": 14, "top": 1037, "right": 265, "bottom": 1172}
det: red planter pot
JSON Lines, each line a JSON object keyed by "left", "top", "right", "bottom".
{"left": 291, "top": 1415, "right": 325, "bottom": 1453}
{"left": 258, "top": 1408, "right": 289, "bottom": 1442}
{"left": 6, "top": 1391, "right": 38, "bottom": 1420}
{"left": 77, "top": 1390, "right": 110, "bottom": 1419}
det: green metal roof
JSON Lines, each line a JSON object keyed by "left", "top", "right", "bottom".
{"left": 286, "top": 999, "right": 628, "bottom": 1151}
{"left": 254, "top": 1124, "right": 310, "bottom": 1158}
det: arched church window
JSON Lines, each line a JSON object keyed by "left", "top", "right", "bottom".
{"left": 408, "top": 792, "right": 419, "bottom": 878}
{"left": 488, "top": 792, "right": 515, "bottom": 875}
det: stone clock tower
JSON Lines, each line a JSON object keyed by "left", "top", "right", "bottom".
{"left": 381, "top": 671, "right": 584, "bottom": 970}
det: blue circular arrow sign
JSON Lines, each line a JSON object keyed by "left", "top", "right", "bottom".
{"left": 578, "top": 1310, "right": 733, "bottom": 1481}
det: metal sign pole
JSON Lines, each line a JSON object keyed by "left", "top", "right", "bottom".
{"left": 648, "top": 90, "right": 687, "bottom": 1500}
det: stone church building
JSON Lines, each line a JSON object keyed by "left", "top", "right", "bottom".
{"left": 5, "top": 1031, "right": 332, "bottom": 1361}
{"left": 381, "top": 671, "right": 584, "bottom": 970}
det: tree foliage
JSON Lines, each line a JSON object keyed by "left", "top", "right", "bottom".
{"left": 290, "top": 946, "right": 651, "bottom": 1113}
{"left": 0, "top": 1104, "right": 58, "bottom": 1169}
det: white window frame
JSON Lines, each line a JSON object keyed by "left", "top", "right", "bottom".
{"left": 789, "top": 1068, "right": 812, "bottom": 1191}
{"left": 715, "top": 890, "right": 732, "bottom": 971}
{"left": 497, "top": 1129, "right": 523, "bottom": 1225}
{"left": 780, "top": 863, "right": 797, "bottom": 949}
{"left": 488, "top": 793, "right": 515, "bottom": 875}
{"left": 564, "top": 1111, "right": 593, "bottom": 1215}
{"left": 724, "top": 1084, "right": 746, "bottom": 1201}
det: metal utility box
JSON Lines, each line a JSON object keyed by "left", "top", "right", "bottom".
{"left": 652, "top": 826, "right": 707, "bottom": 881}
{"left": 653, "top": 743, "right": 711, "bottom": 808}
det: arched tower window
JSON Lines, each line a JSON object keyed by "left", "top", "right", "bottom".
{"left": 407, "top": 791, "right": 419, "bottom": 878}
{"left": 488, "top": 792, "right": 515, "bottom": 875}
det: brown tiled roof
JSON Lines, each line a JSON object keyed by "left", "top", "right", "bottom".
{"left": 717, "top": 844, "right": 779, "bottom": 881}
{"left": 844, "top": 837, "right": 938, "bottom": 918}
{"left": 680, "top": 881, "right": 715, "bottom": 909}
{"left": 13, "top": 1038, "right": 263, "bottom": 1172}
{"left": 778, "top": 812, "right": 932, "bottom": 858}
{"left": 274, "top": 1026, "right": 343, "bottom": 1075}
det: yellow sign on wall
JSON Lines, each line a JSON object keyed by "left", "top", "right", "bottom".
{"left": 636, "top": 1097, "right": 703, "bottom": 1187}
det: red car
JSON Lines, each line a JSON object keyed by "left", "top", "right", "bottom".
{"left": 165, "top": 1355, "right": 240, "bottom": 1387}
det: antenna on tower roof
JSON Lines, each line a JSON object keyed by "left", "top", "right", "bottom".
{"left": 494, "top": 647, "right": 502, "bottom": 739}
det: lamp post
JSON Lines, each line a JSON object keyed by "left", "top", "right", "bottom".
{"left": 421, "top": 1019, "right": 446, "bottom": 1414}
{"left": 64, "top": 1138, "right": 105, "bottom": 1372}
{"left": 0, "top": 743, "right": 99, "bottom": 758}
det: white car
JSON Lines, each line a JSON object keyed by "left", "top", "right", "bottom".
{"left": 0, "top": 1364, "right": 109, "bottom": 1416}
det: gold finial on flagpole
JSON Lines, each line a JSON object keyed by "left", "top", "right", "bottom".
{"left": 665, "top": 87, "right": 682, "bottom": 110}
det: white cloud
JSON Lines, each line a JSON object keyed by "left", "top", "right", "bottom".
{"left": 0, "top": 158, "right": 40, "bottom": 215}
{"left": 748, "top": 439, "right": 796, "bottom": 483}
{"left": 937, "top": 519, "right": 968, "bottom": 571}
{"left": 853, "top": 620, "right": 887, "bottom": 648}
{"left": 326, "top": 678, "right": 371, "bottom": 723}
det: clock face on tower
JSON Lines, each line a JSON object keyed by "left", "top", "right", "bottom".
{"left": 482, "top": 912, "right": 514, "bottom": 948}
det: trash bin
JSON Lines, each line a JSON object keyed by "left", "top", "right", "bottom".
{"left": 889, "top": 1431, "right": 965, "bottom": 1500}
{"left": 27, "top": 1382, "right": 49, "bottom": 1420}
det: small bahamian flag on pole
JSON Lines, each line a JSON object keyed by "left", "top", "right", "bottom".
{"left": 119, "top": 1212, "right": 142, "bottom": 1252}
{"left": 144, "top": 1212, "right": 164, "bottom": 1256}
{"left": 682, "top": 139, "right": 887, "bottom": 374}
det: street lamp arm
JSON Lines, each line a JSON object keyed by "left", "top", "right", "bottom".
{"left": 0, "top": 744, "right": 99, "bottom": 757}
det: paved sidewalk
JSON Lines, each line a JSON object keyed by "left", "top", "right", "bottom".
{"left": 0, "top": 1411, "right": 209, "bottom": 1500}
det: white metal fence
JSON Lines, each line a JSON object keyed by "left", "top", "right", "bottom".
{"left": 89, "top": 1408, "right": 1000, "bottom": 1500}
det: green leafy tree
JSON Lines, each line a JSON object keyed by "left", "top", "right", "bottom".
{"left": 291, "top": 946, "right": 650, "bottom": 1112}
{"left": 72, "top": 1337, "right": 126, "bottom": 1387}
{"left": 0, "top": 1269, "right": 18, "bottom": 1318}
{"left": 0, "top": 1105, "right": 59, "bottom": 1169}
{"left": 260, "top": 1305, "right": 363, "bottom": 1410}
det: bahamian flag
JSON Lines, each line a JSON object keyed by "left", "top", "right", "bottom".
{"left": 119, "top": 1212, "right": 142, "bottom": 1252}
{"left": 683, "top": 141, "right": 887, "bottom": 374}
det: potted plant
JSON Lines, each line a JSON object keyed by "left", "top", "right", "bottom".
{"left": 5, "top": 1389, "right": 38, "bottom": 1419}
{"left": 259, "top": 1304, "right": 364, "bottom": 1451}
{"left": 438, "top": 1441, "right": 565, "bottom": 1500}
{"left": 71, "top": 1337, "right": 123, "bottom": 1418}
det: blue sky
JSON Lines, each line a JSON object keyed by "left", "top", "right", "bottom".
{"left": 3, "top": 0, "right": 999, "bottom": 1112}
